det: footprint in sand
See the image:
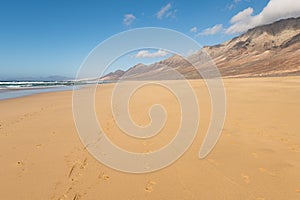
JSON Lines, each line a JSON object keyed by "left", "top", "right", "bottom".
{"left": 241, "top": 174, "right": 250, "bottom": 184}
{"left": 145, "top": 180, "right": 156, "bottom": 192}
{"left": 72, "top": 193, "right": 80, "bottom": 200}
{"left": 58, "top": 194, "right": 68, "bottom": 200}
{"left": 67, "top": 159, "right": 87, "bottom": 180}
{"left": 58, "top": 186, "right": 78, "bottom": 200}
{"left": 16, "top": 161, "right": 24, "bottom": 169}
{"left": 279, "top": 137, "right": 289, "bottom": 143}
{"left": 289, "top": 145, "right": 300, "bottom": 152}
{"left": 258, "top": 167, "right": 276, "bottom": 176}
{"left": 80, "top": 158, "right": 88, "bottom": 169}
{"left": 16, "top": 161, "right": 22, "bottom": 165}
{"left": 251, "top": 152, "right": 258, "bottom": 158}
{"left": 98, "top": 172, "right": 110, "bottom": 181}
{"left": 68, "top": 165, "right": 76, "bottom": 178}
{"left": 257, "top": 132, "right": 265, "bottom": 137}
{"left": 16, "top": 161, "right": 26, "bottom": 177}
{"left": 258, "top": 168, "right": 267, "bottom": 173}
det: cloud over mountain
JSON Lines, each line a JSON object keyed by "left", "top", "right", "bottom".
{"left": 135, "top": 50, "right": 170, "bottom": 58}
{"left": 199, "top": 0, "right": 300, "bottom": 35}
{"left": 226, "top": 0, "right": 300, "bottom": 34}
{"left": 198, "top": 24, "right": 224, "bottom": 36}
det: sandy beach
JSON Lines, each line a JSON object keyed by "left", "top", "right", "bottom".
{"left": 0, "top": 77, "right": 299, "bottom": 200}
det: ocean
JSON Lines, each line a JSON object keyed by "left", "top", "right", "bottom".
{"left": 0, "top": 80, "right": 97, "bottom": 100}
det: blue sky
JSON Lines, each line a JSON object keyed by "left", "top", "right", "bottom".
{"left": 1, "top": 0, "right": 299, "bottom": 79}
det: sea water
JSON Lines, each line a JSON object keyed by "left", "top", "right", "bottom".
{"left": 0, "top": 81, "right": 97, "bottom": 100}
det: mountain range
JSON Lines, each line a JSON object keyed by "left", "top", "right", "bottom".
{"left": 100, "top": 17, "right": 300, "bottom": 80}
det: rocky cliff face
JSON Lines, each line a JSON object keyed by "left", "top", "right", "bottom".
{"left": 101, "top": 17, "right": 300, "bottom": 80}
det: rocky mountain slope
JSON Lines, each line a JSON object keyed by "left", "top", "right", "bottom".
{"left": 100, "top": 17, "right": 300, "bottom": 80}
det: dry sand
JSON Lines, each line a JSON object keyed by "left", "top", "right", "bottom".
{"left": 0, "top": 77, "right": 299, "bottom": 200}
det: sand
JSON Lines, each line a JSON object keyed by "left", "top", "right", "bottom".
{"left": 0, "top": 77, "right": 299, "bottom": 200}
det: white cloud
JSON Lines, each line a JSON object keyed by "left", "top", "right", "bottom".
{"left": 190, "top": 27, "right": 198, "bottom": 33}
{"left": 230, "top": 7, "right": 253, "bottom": 23}
{"left": 198, "top": 24, "right": 224, "bottom": 36}
{"left": 123, "top": 14, "right": 136, "bottom": 26}
{"left": 227, "top": 0, "right": 250, "bottom": 10}
{"left": 135, "top": 50, "right": 170, "bottom": 58}
{"left": 226, "top": 0, "right": 300, "bottom": 34}
{"left": 156, "top": 3, "right": 176, "bottom": 19}
{"left": 227, "top": 4, "right": 235, "bottom": 11}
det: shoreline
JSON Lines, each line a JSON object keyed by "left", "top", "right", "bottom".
{"left": 1, "top": 76, "right": 299, "bottom": 101}
{"left": 0, "top": 86, "right": 75, "bottom": 101}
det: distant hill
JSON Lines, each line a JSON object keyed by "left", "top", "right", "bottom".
{"left": 100, "top": 17, "right": 300, "bottom": 80}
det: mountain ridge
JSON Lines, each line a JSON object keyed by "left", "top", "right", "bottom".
{"left": 101, "top": 17, "right": 300, "bottom": 80}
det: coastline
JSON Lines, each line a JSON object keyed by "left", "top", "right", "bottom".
{"left": 0, "top": 86, "right": 75, "bottom": 101}
{"left": 1, "top": 75, "right": 299, "bottom": 101}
